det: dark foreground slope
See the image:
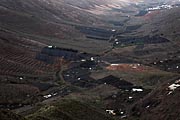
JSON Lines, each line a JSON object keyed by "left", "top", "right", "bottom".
{"left": 2, "top": 98, "right": 114, "bottom": 120}
{"left": 27, "top": 99, "right": 113, "bottom": 120}
{"left": 129, "top": 77, "right": 180, "bottom": 120}
{"left": 0, "top": 110, "right": 26, "bottom": 120}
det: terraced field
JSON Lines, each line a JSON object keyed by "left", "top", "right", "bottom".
{"left": 0, "top": 46, "right": 56, "bottom": 76}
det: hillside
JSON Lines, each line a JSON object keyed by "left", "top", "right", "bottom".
{"left": 129, "top": 77, "right": 180, "bottom": 120}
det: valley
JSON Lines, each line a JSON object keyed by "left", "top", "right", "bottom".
{"left": 0, "top": 0, "right": 180, "bottom": 120}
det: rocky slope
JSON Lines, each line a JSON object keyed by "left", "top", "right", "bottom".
{"left": 129, "top": 77, "right": 180, "bottom": 120}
